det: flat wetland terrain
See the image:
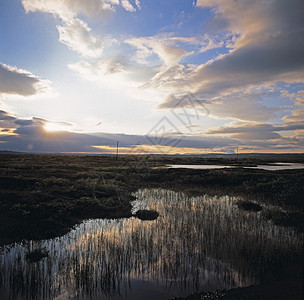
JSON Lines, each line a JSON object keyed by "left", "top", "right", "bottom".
{"left": 0, "top": 153, "right": 303, "bottom": 299}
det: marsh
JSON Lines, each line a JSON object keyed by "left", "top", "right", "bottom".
{"left": 0, "top": 154, "right": 303, "bottom": 299}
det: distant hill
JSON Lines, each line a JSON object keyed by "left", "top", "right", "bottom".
{"left": 0, "top": 150, "right": 24, "bottom": 154}
{"left": 0, "top": 150, "right": 303, "bottom": 161}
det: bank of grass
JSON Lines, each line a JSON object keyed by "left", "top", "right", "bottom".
{"left": 0, "top": 153, "right": 303, "bottom": 245}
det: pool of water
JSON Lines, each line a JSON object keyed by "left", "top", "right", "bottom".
{"left": 168, "top": 162, "right": 304, "bottom": 171}
{"left": 246, "top": 162, "right": 304, "bottom": 170}
{"left": 168, "top": 164, "right": 236, "bottom": 169}
{"left": 1, "top": 189, "right": 303, "bottom": 299}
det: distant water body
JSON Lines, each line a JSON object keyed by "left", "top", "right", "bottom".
{"left": 168, "top": 162, "right": 304, "bottom": 171}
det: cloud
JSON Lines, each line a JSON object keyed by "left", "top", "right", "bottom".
{"left": 69, "top": 56, "right": 158, "bottom": 88}
{"left": 15, "top": 0, "right": 304, "bottom": 153}
{"left": 204, "top": 93, "right": 277, "bottom": 122}
{"left": 57, "top": 18, "right": 104, "bottom": 58}
{"left": 0, "top": 110, "right": 18, "bottom": 122}
{"left": 189, "top": 36, "right": 304, "bottom": 97}
{"left": 22, "top": 0, "right": 118, "bottom": 20}
{"left": 0, "top": 63, "right": 50, "bottom": 97}
{"left": 127, "top": 32, "right": 233, "bottom": 68}
{"left": 1, "top": 109, "right": 303, "bottom": 153}
{"left": 0, "top": 108, "right": 236, "bottom": 153}
{"left": 192, "top": 0, "right": 304, "bottom": 93}
{"left": 135, "top": 0, "right": 141, "bottom": 10}
{"left": 126, "top": 35, "right": 197, "bottom": 66}
{"left": 284, "top": 109, "right": 304, "bottom": 125}
{"left": 154, "top": 0, "right": 304, "bottom": 106}
{"left": 199, "top": 35, "right": 225, "bottom": 53}
{"left": 0, "top": 110, "right": 19, "bottom": 133}
{"left": 159, "top": 91, "right": 277, "bottom": 122}
{"left": 92, "top": 144, "right": 232, "bottom": 155}
{"left": 22, "top": 0, "right": 140, "bottom": 57}
{"left": 142, "top": 64, "right": 198, "bottom": 93}
{"left": 121, "top": 0, "right": 136, "bottom": 12}
{"left": 0, "top": 111, "right": 73, "bottom": 134}
{"left": 281, "top": 90, "right": 304, "bottom": 124}
{"left": 22, "top": 0, "right": 140, "bottom": 19}
{"left": 0, "top": 108, "right": 235, "bottom": 152}
{"left": 205, "top": 122, "right": 304, "bottom": 141}
{"left": 68, "top": 57, "right": 162, "bottom": 103}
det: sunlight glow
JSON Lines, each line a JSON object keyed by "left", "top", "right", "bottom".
{"left": 44, "top": 122, "right": 69, "bottom": 132}
{"left": 0, "top": 129, "right": 17, "bottom": 136}
{"left": 92, "top": 144, "right": 227, "bottom": 155}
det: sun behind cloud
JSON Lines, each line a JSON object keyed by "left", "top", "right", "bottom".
{"left": 44, "top": 122, "right": 70, "bottom": 132}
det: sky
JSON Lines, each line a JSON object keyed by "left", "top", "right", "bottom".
{"left": 0, "top": 0, "right": 304, "bottom": 154}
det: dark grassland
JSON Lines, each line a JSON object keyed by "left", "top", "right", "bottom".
{"left": 0, "top": 153, "right": 303, "bottom": 244}
{"left": 0, "top": 153, "right": 303, "bottom": 299}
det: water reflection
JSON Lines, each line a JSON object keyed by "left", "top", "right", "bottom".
{"left": 245, "top": 162, "right": 304, "bottom": 170}
{"left": 168, "top": 162, "right": 304, "bottom": 170}
{"left": 168, "top": 165, "right": 236, "bottom": 170}
{"left": 1, "top": 189, "right": 303, "bottom": 299}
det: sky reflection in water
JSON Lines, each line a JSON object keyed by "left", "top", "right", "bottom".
{"left": 1, "top": 189, "right": 303, "bottom": 299}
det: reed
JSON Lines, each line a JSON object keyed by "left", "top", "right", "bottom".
{"left": 1, "top": 189, "right": 302, "bottom": 299}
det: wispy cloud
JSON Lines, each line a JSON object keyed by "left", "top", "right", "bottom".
{"left": 69, "top": 56, "right": 158, "bottom": 88}
{"left": 22, "top": 0, "right": 119, "bottom": 20}
{"left": 57, "top": 18, "right": 104, "bottom": 58}
{"left": 22, "top": 0, "right": 140, "bottom": 57}
{"left": 126, "top": 34, "right": 196, "bottom": 66}
{"left": 121, "top": 0, "right": 136, "bottom": 12}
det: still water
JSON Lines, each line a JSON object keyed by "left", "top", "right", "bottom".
{"left": 168, "top": 162, "right": 304, "bottom": 171}
{"left": 1, "top": 189, "right": 303, "bottom": 299}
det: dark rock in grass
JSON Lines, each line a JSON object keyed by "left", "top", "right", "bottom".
{"left": 26, "top": 249, "right": 48, "bottom": 262}
{"left": 134, "top": 209, "right": 159, "bottom": 220}
{"left": 236, "top": 201, "right": 262, "bottom": 212}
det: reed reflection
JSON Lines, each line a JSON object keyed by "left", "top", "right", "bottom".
{"left": 1, "top": 189, "right": 303, "bottom": 299}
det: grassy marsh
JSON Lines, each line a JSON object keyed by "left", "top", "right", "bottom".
{"left": 1, "top": 153, "right": 303, "bottom": 242}
{"left": 0, "top": 153, "right": 303, "bottom": 299}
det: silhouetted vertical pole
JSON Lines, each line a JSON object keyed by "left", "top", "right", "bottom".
{"left": 236, "top": 147, "right": 239, "bottom": 160}
{"left": 116, "top": 141, "right": 119, "bottom": 160}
